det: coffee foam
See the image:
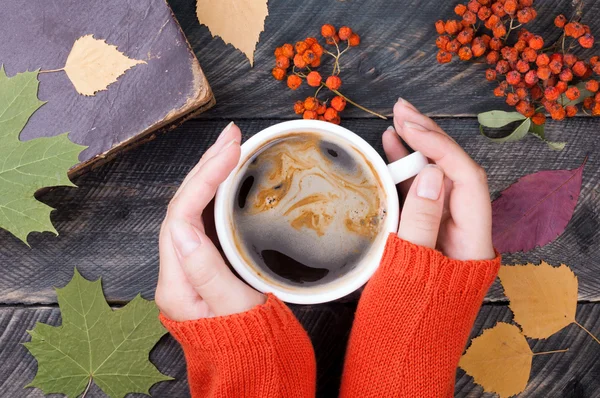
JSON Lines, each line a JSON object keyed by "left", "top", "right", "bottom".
{"left": 232, "top": 133, "right": 387, "bottom": 286}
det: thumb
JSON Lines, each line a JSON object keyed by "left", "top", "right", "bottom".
{"left": 170, "top": 220, "right": 265, "bottom": 316}
{"left": 398, "top": 165, "right": 445, "bottom": 249}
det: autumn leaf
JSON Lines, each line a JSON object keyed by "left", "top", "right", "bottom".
{"left": 63, "top": 35, "right": 146, "bottom": 96}
{"left": 460, "top": 323, "right": 533, "bottom": 398}
{"left": 499, "top": 262, "right": 577, "bottom": 339}
{"left": 0, "top": 67, "right": 85, "bottom": 244}
{"left": 492, "top": 160, "right": 585, "bottom": 253}
{"left": 24, "top": 268, "right": 172, "bottom": 398}
{"left": 196, "top": 0, "right": 269, "bottom": 66}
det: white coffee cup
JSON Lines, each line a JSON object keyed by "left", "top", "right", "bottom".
{"left": 214, "top": 120, "right": 428, "bottom": 304}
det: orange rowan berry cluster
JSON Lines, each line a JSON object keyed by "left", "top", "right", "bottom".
{"left": 436, "top": 1, "right": 600, "bottom": 122}
{"left": 272, "top": 25, "right": 384, "bottom": 123}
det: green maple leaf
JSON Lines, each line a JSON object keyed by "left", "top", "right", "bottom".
{"left": 24, "top": 269, "right": 172, "bottom": 397}
{"left": 0, "top": 66, "right": 85, "bottom": 244}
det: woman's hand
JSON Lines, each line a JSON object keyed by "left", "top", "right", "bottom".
{"left": 155, "top": 122, "right": 265, "bottom": 322}
{"left": 383, "top": 99, "right": 495, "bottom": 261}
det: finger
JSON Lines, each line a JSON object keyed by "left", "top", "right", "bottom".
{"left": 170, "top": 220, "right": 265, "bottom": 316}
{"left": 382, "top": 126, "right": 413, "bottom": 197}
{"left": 393, "top": 99, "right": 447, "bottom": 136}
{"left": 175, "top": 122, "right": 241, "bottom": 198}
{"left": 167, "top": 138, "right": 241, "bottom": 223}
{"left": 397, "top": 165, "right": 445, "bottom": 249}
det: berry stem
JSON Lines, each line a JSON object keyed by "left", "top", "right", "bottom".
{"left": 330, "top": 88, "right": 387, "bottom": 119}
{"left": 39, "top": 68, "right": 64, "bottom": 74}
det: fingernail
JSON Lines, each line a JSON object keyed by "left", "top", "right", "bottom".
{"left": 171, "top": 222, "right": 202, "bottom": 258}
{"left": 404, "top": 120, "right": 428, "bottom": 131}
{"left": 397, "top": 97, "right": 405, "bottom": 104}
{"left": 386, "top": 125, "right": 396, "bottom": 131}
{"left": 417, "top": 165, "right": 444, "bottom": 200}
{"left": 217, "top": 121, "right": 235, "bottom": 142}
{"left": 219, "top": 138, "right": 239, "bottom": 153}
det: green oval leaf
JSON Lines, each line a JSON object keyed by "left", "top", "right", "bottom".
{"left": 481, "top": 118, "right": 532, "bottom": 143}
{"left": 478, "top": 110, "right": 527, "bottom": 128}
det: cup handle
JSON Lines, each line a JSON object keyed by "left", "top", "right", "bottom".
{"left": 387, "top": 151, "right": 429, "bottom": 185}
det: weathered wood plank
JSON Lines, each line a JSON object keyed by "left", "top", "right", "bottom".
{"left": 0, "top": 118, "right": 597, "bottom": 304}
{"left": 168, "top": 0, "right": 600, "bottom": 118}
{"left": 2, "top": 303, "right": 599, "bottom": 397}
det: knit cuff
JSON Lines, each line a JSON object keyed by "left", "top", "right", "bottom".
{"left": 379, "top": 233, "right": 501, "bottom": 298}
{"left": 160, "top": 293, "right": 297, "bottom": 353}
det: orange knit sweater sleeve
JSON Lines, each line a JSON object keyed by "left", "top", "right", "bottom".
{"left": 340, "top": 234, "right": 501, "bottom": 398}
{"left": 160, "top": 294, "right": 316, "bottom": 397}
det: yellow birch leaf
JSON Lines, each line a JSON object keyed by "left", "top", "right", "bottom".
{"left": 459, "top": 323, "right": 532, "bottom": 398}
{"left": 498, "top": 262, "right": 577, "bottom": 339}
{"left": 63, "top": 34, "right": 146, "bottom": 96}
{"left": 196, "top": 0, "right": 269, "bottom": 66}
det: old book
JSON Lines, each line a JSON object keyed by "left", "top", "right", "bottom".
{"left": 0, "top": 0, "right": 214, "bottom": 176}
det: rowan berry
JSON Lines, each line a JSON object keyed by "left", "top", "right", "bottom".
{"left": 513, "top": 40, "right": 527, "bottom": 52}
{"left": 296, "top": 41, "right": 309, "bottom": 55}
{"left": 548, "top": 60, "right": 562, "bottom": 75}
{"left": 554, "top": 14, "right": 567, "bottom": 28}
{"left": 484, "top": 14, "right": 500, "bottom": 30}
{"left": 563, "top": 54, "right": 578, "bottom": 67}
{"left": 584, "top": 96, "right": 595, "bottom": 109}
{"left": 559, "top": 68, "right": 573, "bottom": 82}
{"left": 594, "top": 64, "right": 600, "bottom": 75}
{"left": 504, "top": 0, "right": 517, "bottom": 14}
{"left": 287, "top": 75, "right": 302, "bottom": 90}
{"left": 493, "top": 24, "right": 507, "bottom": 38}
{"left": 528, "top": 35, "right": 544, "bottom": 50}
{"left": 502, "top": 47, "right": 519, "bottom": 62}
{"left": 293, "top": 54, "right": 307, "bottom": 68}
{"left": 531, "top": 112, "right": 546, "bottom": 125}
{"left": 579, "top": 34, "right": 595, "bottom": 49}
{"left": 536, "top": 53, "right": 550, "bottom": 66}
{"left": 478, "top": 6, "right": 492, "bottom": 20}
{"left": 338, "top": 26, "right": 353, "bottom": 41}
{"left": 584, "top": 25, "right": 592, "bottom": 34}
{"left": 486, "top": 68, "right": 497, "bottom": 81}
{"left": 573, "top": 61, "right": 588, "bottom": 77}
{"left": 496, "top": 60, "right": 511, "bottom": 74}
{"left": 321, "top": 24, "right": 336, "bottom": 38}
{"left": 304, "top": 97, "right": 318, "bottom": 111}
{"left": 462, "top": 11, "right": 477, "bottom": 25}
{"left": 326, "top": 75, "right": 342, "bottom": 90}
{"left": 515, "top": 60, "right": 530, "bottom": 73}
{"left": 318, "top": 116, "right": 326, "bottom": 121}
{"left": 489, "top": 37, "right": 503, "bottom": 51}
{"left": 586, "top": 80, "right": 599, "bottom": 93}
{"left": 326, "top": 34, "right": 340, "bottom": 45}
{"left": 494, "top": 85, "right": 506, "bottom": 97}
{"left": 330, "top": 116, "right": 341, "bottom": 125}
{"left": 516, "top": 87, "right": 529, "bottom": 99}
{"left": 545, "top": 86, "right": 560, "bottom": 101}
{"left": 506, "top": 70, "right": 522, "bottom": 85}
{"left": 276, "top": 55, "right": 290, "bottom": 69}
{"left": 435, "top": 20, "right": 445, "bottom": 34}
{"left": 455, "top": 4, "right": 468, "bottom": 16}
{"left": 519, "top": 0, "right": 533, "bottom": 6}
{"left": 550, "top": 105, "right": 566, "bottom": 120}
{"left": 529, "top": 85, "right": 542, "bottom": 100}
{"left": 506, "top": 92, "right": 520, "bottom": 105}
{"left": 311, "top": 43, "right": 324, "bottom": 57}
{"left": 459, "top": 46, "right": 473, "bottom": 60}
{"left": 479, "top": 0, "right": 491, "bottom": 5}
{"left": 348, "top": 33, "right": 360, "bottom": 47}
{"left": 565, "top": 105, "right": 577, "bottom": 117}
{"left": 565, "top": 22, "right": 585, "bottom": 38}
{"left": 521, "top": 47, "right": 537, "bottom": 62}
{"left": 594, "top": 102, "right": 600, "bottom": 116}
{"left": 517, "top": 29, "right": 533, "bottom": 41}
{"left": 303, "top": 50, "right": 317, "bottom": 64}
{"left": 316, "top": 102, "right": 327, "bottom": 115}
{"left": 480, "top": 34, "right": 491, "bottom": 46}
{"left": 590, "top": 56, "right": 599, "bottom": 67}
{"left": 487, "top": 51, "right": 500, "bottom": 65}
{"left": 446, "top": 40, "right": 460, "bottom": 53}
{"left": 294, "top": 100, "right": 305, "bottom": 114}
{"left": 274, "top": 47, "right": 284, "bottom": 58}
{"left": 554, "top": 81, "right": 567, "bottom": 94}
{"left": 445, "top": 20, "right": 461, "bottom": 35}
{"left": 536, "top": 66, "right": 550, "bottom": 80}
{"left": 565, "top": 87, "right": 580, "bottom": 101}
{"left": 303, "top": 110, "right": 318, "bottom": 120}
{"left": 468, "top": 0, "right": 481, "bottom": 13}
{"left": 310, "top": 58, "right": 321, "bottom": 68}
{"left": 472, "top": 38, "right": 487, "bottom": 57}
{"left": 272, "top": 67, "right": 286, "bottom": 80}
{"left": 517, "top": 8, "right": 535, "bottom": 24}
{"left": 306, "top": 71, "right": 322, "bottom": 87}
{"left": 516, "top": 101, "right": 535, "bottom": 117}
{"left": 523, "top": 70, "right": 537, "bottom": 85}
{"left": 437, "top": 50, "right": 453, "bottom": 64}
{"left": 324, "top": 107, "right": 338, "bottom": 121}
{"left": 281, "top": 43, "right": 295, "bottom": 59}
{"left": 458, "top": 29, "right": 474, "bottom": 45}
{"left": 331, "top": 96, "right": 347, "bottom": 111}
{"left": 491, "top": 2, "right": 506, "bottom": 17}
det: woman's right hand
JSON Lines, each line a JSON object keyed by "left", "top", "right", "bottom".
{"left": 382, "top": 99, "right": 496, "bottom": 261}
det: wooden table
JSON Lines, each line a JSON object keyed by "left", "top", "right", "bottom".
{"left": 2, "top": 0, "right": 600, "bottom": 397}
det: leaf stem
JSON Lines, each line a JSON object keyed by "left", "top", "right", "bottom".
{"left": 81, "top": 377, "right": 93, "bottom": 398}
{"left": 532, "top": 348, "right": 569, "bottom": 356}
{"left": 575, "top": 320, "right": 600, "bottom": 345}
{"left": 330, "top": 88, "right": 387, "bottom": 119}
{"left": 39, "top": 68, "right": 64, "bottom": 74}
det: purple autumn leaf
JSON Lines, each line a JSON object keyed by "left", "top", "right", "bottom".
{"left": 492, "top": 160, "right": 586, "bottom": 253}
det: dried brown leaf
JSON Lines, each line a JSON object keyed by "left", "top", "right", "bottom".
{"left": 498, "top": 262, "right": 578, "bottom": 339}
{"left": 63, "top": 35, "right": 145, "bottom": 96}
